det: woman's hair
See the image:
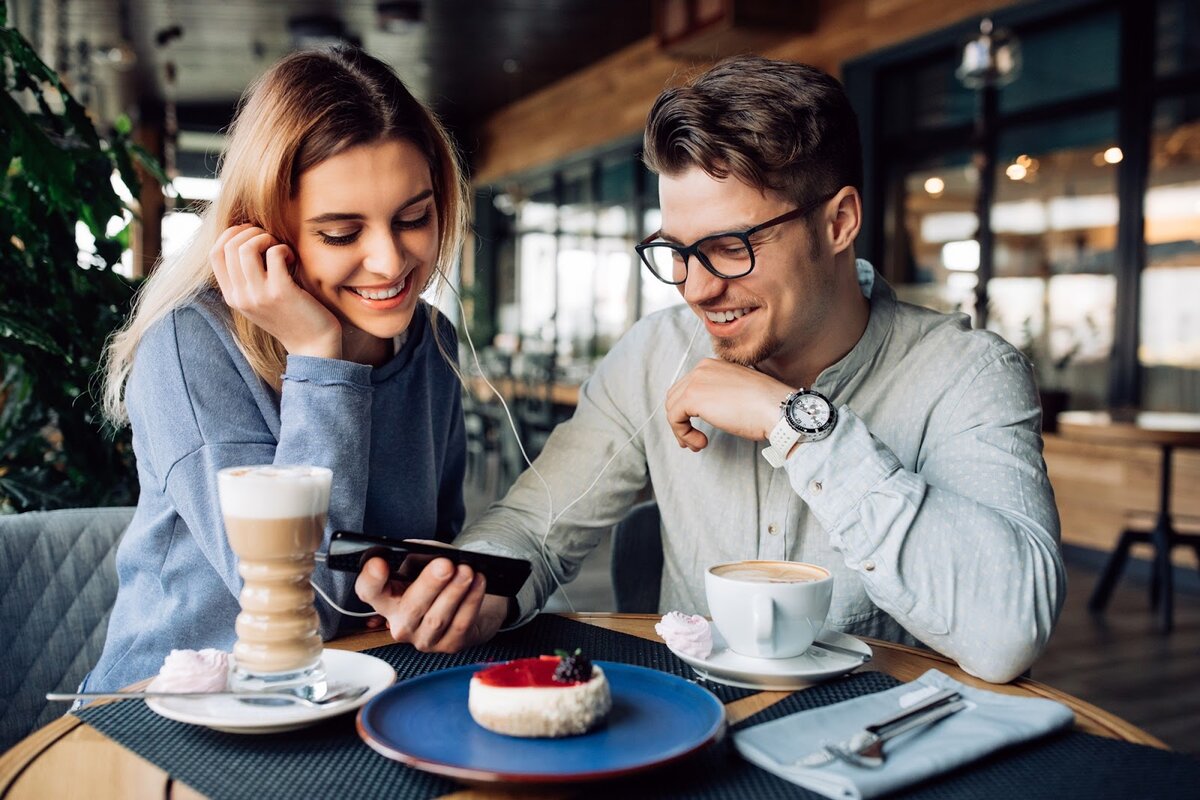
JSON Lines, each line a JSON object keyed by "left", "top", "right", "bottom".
{"left": 101, "top": 45, "right": 469, "bottom": 424}
{"left": 643, "top": 55, "right": 862, "bottom": 206}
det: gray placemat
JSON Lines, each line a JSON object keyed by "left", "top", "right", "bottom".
{"left": 74, "top": 615, "right": 748, "bottom": 799}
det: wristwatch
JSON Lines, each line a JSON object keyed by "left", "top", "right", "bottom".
{"left": 761, "top": 388, "right": 837, "bottom": 467}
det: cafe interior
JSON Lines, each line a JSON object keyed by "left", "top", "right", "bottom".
{"left": 2, "top": 0, "right": 1199, "bottom": 794}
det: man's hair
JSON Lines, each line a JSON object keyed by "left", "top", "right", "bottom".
{"left": 643, "top": 55, "right": 863, "bottom": 205}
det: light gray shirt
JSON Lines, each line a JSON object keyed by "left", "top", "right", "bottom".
{"left": 456, "top": 263, "right": 1065, "bottom": 683}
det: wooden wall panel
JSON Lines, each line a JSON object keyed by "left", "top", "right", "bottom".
{"left": 474, "top": 0, "right": 1016, "bottom": 183}
{"left": 1045, "top": 434, "right": 1200, "bottom": 569}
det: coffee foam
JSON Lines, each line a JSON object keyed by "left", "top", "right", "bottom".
{"left": 217, "top": 465, "right": 332, "bottom": 519}
{"left": 711, "top": 561, "right": 829, "bottom": 584}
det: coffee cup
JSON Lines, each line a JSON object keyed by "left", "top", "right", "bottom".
{"left": 704, "top": 560, "right": 833, "bottom": 659}
{"left": 218, "top": 464, "right": 332, "bottom": 697}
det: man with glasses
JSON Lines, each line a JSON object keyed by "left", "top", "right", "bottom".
{"left": 357, "top": 56, "right": 1064, "bottom": 684}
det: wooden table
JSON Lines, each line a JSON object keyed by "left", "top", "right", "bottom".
{"left": 467, "top": 376, "right": 580, "bottom": 408}
{"left": 0, "top": 613, "right": 1166, "bottom": 799}
{"left": 1058, "top": 411, "right": 1200, "bottom": 632}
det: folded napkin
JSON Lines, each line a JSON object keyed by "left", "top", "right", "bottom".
{"left": 732, "top": 669, "right": 1074, "bottom": 800}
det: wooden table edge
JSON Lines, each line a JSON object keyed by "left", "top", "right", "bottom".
{"left": 0, "top": 612, "right": 1169, "bottom": 799}
{"left": 0, "top": 713, "right": 84, "bottom": 795}
{"left": 1057, "top": 419, "right": 1200, "bottom": 449}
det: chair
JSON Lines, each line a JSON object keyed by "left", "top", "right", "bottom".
{"left": 610, "top": 502, "right": 664, "bottom": 613}
{"left": 0, "top": 506, "right": 133, "bottom": 751}
{"left": 514, "top": 351, "right": 560, "bottom": 463}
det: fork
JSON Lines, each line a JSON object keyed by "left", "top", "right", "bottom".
{"left": 794, "top": 687, "right": 964, "bottom": 768}
{"left": 821, "top": 697, "right": 968, "bottom": 768}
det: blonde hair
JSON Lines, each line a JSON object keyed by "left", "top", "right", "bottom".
{"left": 101, "top": 46, "right": 469, "bottom": 424}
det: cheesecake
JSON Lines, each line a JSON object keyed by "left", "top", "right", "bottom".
{"left": 468, "top": 653, "right": 611, "bottom": 738}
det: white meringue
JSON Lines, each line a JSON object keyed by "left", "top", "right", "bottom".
{"left": 655, "top": 611, "right": 714, "bottom": 659}
{"left": 147, "top": 648, "right": 230, "bottom": 693}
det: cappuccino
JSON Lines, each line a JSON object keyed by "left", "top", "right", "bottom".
{"left": 711, "top": 561, "right": 828, "bottom": 584}
{"left": 705, "top": 559, "right": 833, "bottom": 659}
{"left": 218, "top": 466, "right": 332, "bottom": 684}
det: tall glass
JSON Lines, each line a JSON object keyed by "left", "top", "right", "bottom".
{"left": 217, "top": 465, "right": 332, "bottom": 697}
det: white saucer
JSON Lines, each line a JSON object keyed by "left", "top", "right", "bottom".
{"left": 146, "top": 649, "right": 395, "bottom": 734}
{"left": 667, "top": 629, "right": 872, "bottom": 691}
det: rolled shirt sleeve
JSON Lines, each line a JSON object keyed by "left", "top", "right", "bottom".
{"left": 783, "top": 350, "right": 1064, "bottom": 683}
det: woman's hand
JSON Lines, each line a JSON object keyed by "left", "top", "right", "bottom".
{"left": 210, "top": 224, "right": 343, "bottom": 359}
{"left": 354, "top": 556, "right": 509, "bottom": 652}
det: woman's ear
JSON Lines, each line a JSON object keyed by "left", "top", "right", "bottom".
{"left": 827, "top": 187, "right": 862, "bottom": 256}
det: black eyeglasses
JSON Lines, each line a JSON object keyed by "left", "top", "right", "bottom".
{"left": 635, "top": 191, "right": 838, "bottom": 285}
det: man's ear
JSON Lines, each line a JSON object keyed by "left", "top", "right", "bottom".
{"left": 826, "top": 187, "right": 862, "bottom": 256}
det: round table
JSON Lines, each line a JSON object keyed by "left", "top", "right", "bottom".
{"left": 1057, "top": 411, "right": 1200, "bottom": 632}
{"left": 0, "top": 613, "right": 1166, "bottom": 799}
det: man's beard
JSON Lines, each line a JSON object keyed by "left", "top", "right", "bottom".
{"left": 711, "top": 327, "right": 782, "bottom": 368}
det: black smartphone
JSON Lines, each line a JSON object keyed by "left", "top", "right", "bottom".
{"left": 325, "top": 531, "right": 532, "bottom": 598}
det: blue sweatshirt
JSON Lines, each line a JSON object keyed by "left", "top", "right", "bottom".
{"left": 86, "top": 291, "right": 465, "bottom": 692}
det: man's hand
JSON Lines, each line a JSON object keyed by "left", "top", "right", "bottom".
{"left": 665, "top": 358, "right": 792, "bottom": 451}
{"left": 354, "top": 556, "right": 508, "bottom": 652}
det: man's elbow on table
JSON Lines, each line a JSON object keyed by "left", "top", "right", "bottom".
{"left": 954, "top": 629, "right": 1049, "bottom": 684}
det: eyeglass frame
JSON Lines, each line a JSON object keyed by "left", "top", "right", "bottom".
{"left": 635, "top": 190, "right": 840, "bottom": 285}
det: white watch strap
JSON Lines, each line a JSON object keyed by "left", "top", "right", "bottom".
{"left": 762, "top": 416, "right": 801, "bottom": 468}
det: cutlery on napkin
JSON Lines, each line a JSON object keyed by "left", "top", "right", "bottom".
{"left": 732, "top": 669, "right": 1074, "bottom": 800}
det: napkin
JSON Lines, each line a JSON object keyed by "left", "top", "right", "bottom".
{"left": 732, "top": 669, "right": 1074, "bottom": 800}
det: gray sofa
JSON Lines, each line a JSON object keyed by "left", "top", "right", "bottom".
{"left": 0, "top": 506, "right": 133, "bottom": 751}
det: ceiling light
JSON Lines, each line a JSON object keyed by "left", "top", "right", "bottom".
{"left": 924, "top": 177, "right": 945, "bottom": 195}
{"left": 1103, "top": 147, "right": 1123, "bottom": 164}
{"left": 1006, "top": 163, "right": 1027, "bottom": 181}
{"left": 956, "top": 18, "right": 1021, "bottom": 90}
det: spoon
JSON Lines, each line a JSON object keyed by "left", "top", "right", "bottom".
{"left": 821, "top": 698, "right": 968, "bottom": 768}
{"left": 47, "top": 684, "right": 370, "bottom": 709}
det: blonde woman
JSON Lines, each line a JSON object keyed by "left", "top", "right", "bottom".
{"left": 87, "top": 46, "right": 475, "bottom": 692}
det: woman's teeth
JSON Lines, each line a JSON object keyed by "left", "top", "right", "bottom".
{"left": 705, "top": 307, "right": 751, "bottom": 323}
{"left": 349, "top": 278, "right": 405, "bottom": 300}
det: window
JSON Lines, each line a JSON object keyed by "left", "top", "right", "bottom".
{"left": 479, "top": 141, "right": 651, "bottom": 363}
{"left": 852, "top": 0, "right": 1200, "bottom": 413}
{"left": 1141, "top": 92, "right": 1200, "bottom": 409}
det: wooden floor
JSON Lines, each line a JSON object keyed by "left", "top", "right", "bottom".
{"left": 464, "top": 484, "right": 1200, "bottom": 755}
{"left": 1032, "top": 559, "right": 1200, "bottom": 755}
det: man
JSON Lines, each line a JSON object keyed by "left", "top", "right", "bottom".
{"left": 356, "top": 55, "right": 1064, "bottom": 683}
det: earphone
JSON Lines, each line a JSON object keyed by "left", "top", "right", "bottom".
{"left": 312, "top": 277, "right": 704, "bottom": 621}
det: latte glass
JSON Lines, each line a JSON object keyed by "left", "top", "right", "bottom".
{"left": 217, "top": 465, "right": 332, "bottom": 697}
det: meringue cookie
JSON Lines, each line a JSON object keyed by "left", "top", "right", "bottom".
{"left": 655, "top": 611, "right": 713, "bottom": 659}
{"left": 147, "top": 648, "right": 230, "bottom": 693}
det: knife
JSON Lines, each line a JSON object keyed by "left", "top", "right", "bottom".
{"left": 809, "top": 639, "right": 872, "bottom": 662}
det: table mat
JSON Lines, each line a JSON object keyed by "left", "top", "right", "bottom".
{"left": 73, "top": 623, "right": 1200, "bottom": 800}
{"left": 73, "top": 615, "right": 750, "bottom": 799}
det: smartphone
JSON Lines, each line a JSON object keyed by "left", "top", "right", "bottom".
{"left": 324, "top": 531, "right": 532, "bottom": 598}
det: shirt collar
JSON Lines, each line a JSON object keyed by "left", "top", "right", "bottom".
{"left": 811, "top": 259, "right": 897, "bottom": 401}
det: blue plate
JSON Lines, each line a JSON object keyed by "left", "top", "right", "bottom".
{"left": 356, "top": 661, "right": 726, "bottom": 784}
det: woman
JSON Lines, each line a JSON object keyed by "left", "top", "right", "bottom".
{"left": 88, "top": 46, "right": 475, "bottom": 692}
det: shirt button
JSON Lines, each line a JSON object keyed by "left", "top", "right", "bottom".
{"left": 767, "top": 523, "right": 779, "bottom": 535}
{"left": 810, "top": 480, "right": 823, "bottom": 494}
{"left": 862, "top": 560, "right": 876, "bottom": 571}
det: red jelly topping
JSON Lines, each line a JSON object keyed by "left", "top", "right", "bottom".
{"left": 475, "top": 656, "right": 582, "bottom": 687}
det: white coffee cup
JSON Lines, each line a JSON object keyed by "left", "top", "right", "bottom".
{"left": 704, "top": 560, "right": 833, "bottom": 659}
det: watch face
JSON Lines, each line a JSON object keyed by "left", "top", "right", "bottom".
{"left": 786, "top": 392, "right": 832, "bottom": 433}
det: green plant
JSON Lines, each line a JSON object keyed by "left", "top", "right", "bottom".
{"left": 1, "top": 6, "right": 165, "bottom": 512}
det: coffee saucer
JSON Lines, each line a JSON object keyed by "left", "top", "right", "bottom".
{"left": 667, "top": 628, "right": 872, "bottom": 691}
{"left": 145, "top": 649, "right": 395, "bottom": 734}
